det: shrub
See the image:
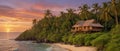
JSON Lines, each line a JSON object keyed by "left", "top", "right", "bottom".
{"left": 105, "top": 43, "right": 120, "bottom": 51}
{"left": 84, "top": 33, "right": 102, "bottom": 46}
{"left": 73, "top": 34, "right": 87, "bottom": 46}
{"left": 105, "top": 34, "right": 120, "bottom": 51}
{"left": 67, "top": 34, "right": 75, "bottom": 44}
{"left": 91, "top": 34, "right": 110, "bottom": 51}
{"left": 62, "top": 34, "right": 69, "bottom": 43}
{"left": 47, "top": 34, "right": 62, "bottom": 42}
{"left": 110, "top": 25, "right": 120, "bottom": 34}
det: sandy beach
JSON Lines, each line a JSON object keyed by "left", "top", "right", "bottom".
{"left": 51, "top": 43, "right": 97, "bottom": 51}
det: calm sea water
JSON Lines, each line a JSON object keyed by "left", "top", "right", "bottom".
{"left": 0, "top": 32, "right": 67, "bottom": 51}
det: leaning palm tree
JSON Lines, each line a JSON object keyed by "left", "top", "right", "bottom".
{"left": 100, "top": 2, "right": 112, "bottom": 22}
{"left": 99, "top": 2, "right": 112, "bottom": 31}
{"left": 111, "top": 0, "right": 119, "bottom": 25}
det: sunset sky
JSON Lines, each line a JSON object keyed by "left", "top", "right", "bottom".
{"left": 0, "top": 0, "right": 110, "bottom": 32}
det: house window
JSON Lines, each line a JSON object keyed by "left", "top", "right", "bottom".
{"left": 86, "top": 26, "right": 88, "bottom": 30}
{"left": 82, "top": 27, "right": 84, "bottom": 30}
{"left": 89, "top": 26, "right": 92, "bottom": 30}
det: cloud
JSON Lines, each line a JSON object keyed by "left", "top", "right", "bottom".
{"left": 0, "top": 0, "right": 89, "bottom": 22}
{"left": 15, "top": 8, "right": 45, "bottom": 18}
{"left": 0, "top": 16, "right": 21, "bottom": 22}
{"left": 32, "top": 3, "right": 67, "bottom": 11}
{"left": 30, "top": 3, "right": 69, "bottom": 16}
{"left": 0, "top": 5, "right": 15, "bottom": 17}
{"left": 0, "top": 5, "right": 45, "bottom": 22}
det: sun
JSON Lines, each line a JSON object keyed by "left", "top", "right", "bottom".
{"left": 6, "top": 28, "right": 10, "bottom": 32}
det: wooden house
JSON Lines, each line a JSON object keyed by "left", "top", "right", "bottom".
{"left": 71, "top": 19, "right": 103, "bottom": 32}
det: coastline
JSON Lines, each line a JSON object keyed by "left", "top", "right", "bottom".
{"left": 50, "top": 43, "right": 97, "bottom": 51}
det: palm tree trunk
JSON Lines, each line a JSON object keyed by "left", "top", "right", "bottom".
{"left": 114, "top": 8, "right": 118, "bottom": 25}
{"left": 112, "top": 0, "right": 119, "bottom": 25}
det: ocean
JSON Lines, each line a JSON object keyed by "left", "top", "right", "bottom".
{"left": 0, "top": 32, "right": 67, "bottom": 51}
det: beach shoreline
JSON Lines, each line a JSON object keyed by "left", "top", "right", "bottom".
{"left": 50, "top": 43, "right": 97, "bottom": 51}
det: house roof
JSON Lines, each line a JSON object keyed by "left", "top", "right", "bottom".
{"left": 73, "top": 19, "right": 103, "bottom": 27}
{"left": 91, "top": 24, "right": 104, "bottom": 27}
{"left": 83, "top": 19, "right": 94, "bottom": 26}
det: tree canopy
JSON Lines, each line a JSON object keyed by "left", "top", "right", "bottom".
{"left": 16, "top": 0, "right": 120, "bottom": 51}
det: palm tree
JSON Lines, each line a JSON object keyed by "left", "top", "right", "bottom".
{"left": 60, "top": 11, "right": 65, "bottom": 16}
{"left": 111, "top": 0, "right": 119, "bottom": 25}
{"left": 65, "top": 8, "right": 76, "bottom": 25}
{"left": 117, "top": 0, "right": 120, "bottom": 17}
{"left": 32, "top": 19, "right": 37, "bottom": 25}
{"left": 92, "top": 3, "right": 100, "bottom": 14}
{"left": 44, "top": 9, "right": 52, "bottom": 18}
{"left": 78, "top": 4, "right": 91, "bottom": 20}
{"left": 100, "top": 2, "right": 112, "bottom": 31}
{"left": 100, "top": 2, "right": 112, "bottom": 22}
{"left": 92, "top": 3, "right": 101, "bottom": 21}
{"left": 66, "top": 8, "right": 75, "bottom": 14}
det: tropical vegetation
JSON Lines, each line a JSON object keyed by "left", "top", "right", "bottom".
{"left": 16, "top": 0, "right": 120, "bottom": 51}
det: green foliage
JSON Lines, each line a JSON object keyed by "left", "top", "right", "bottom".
{"left": 73, "top": 34, "right": 87, "bottom": 46}
{"left": 105, "top": 33, "right": 120, "bottom": 51}
{"left": 91, "top": 34, "right": 111, "bottom": 50}
{"left": 16, "top": 29, "right": 36, "bottom": 40}
{"left": 47, "top": 33, "right": 62, "bottom": 42}
{"left": 84, "top": 33, "right": 102, "bottom": 46}
{"left": 105, "top": 43, "right": 120, "bottom": 51}
{"left": 66, "top": 34, "right": 74, "bottom": 44}
{"left": 62, "top": 34, "right": 69, "bottom": 43}
{"left": 110, "top": 25, "right": 120, "bottom": 34}
{"left": 35, "top": 31, "right": 47, "bottom": 42}
{"left": 16, "top": 0, "right": 120, "bottom": 51}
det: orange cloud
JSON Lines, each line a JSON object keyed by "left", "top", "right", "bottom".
{"left": 0, "top": 3, "right": 67, "bottom": 32}
{"left": 0, "top": 5, "right": 45, "bottom": 22}
{"left": 32, "top": 4, "right": 66, "bottom": 11}
{"left": 15, "top": 9, "right": 44, "bottom": 18}
{"left": 0, "top": 16, "right": 20, "bottom": 22}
